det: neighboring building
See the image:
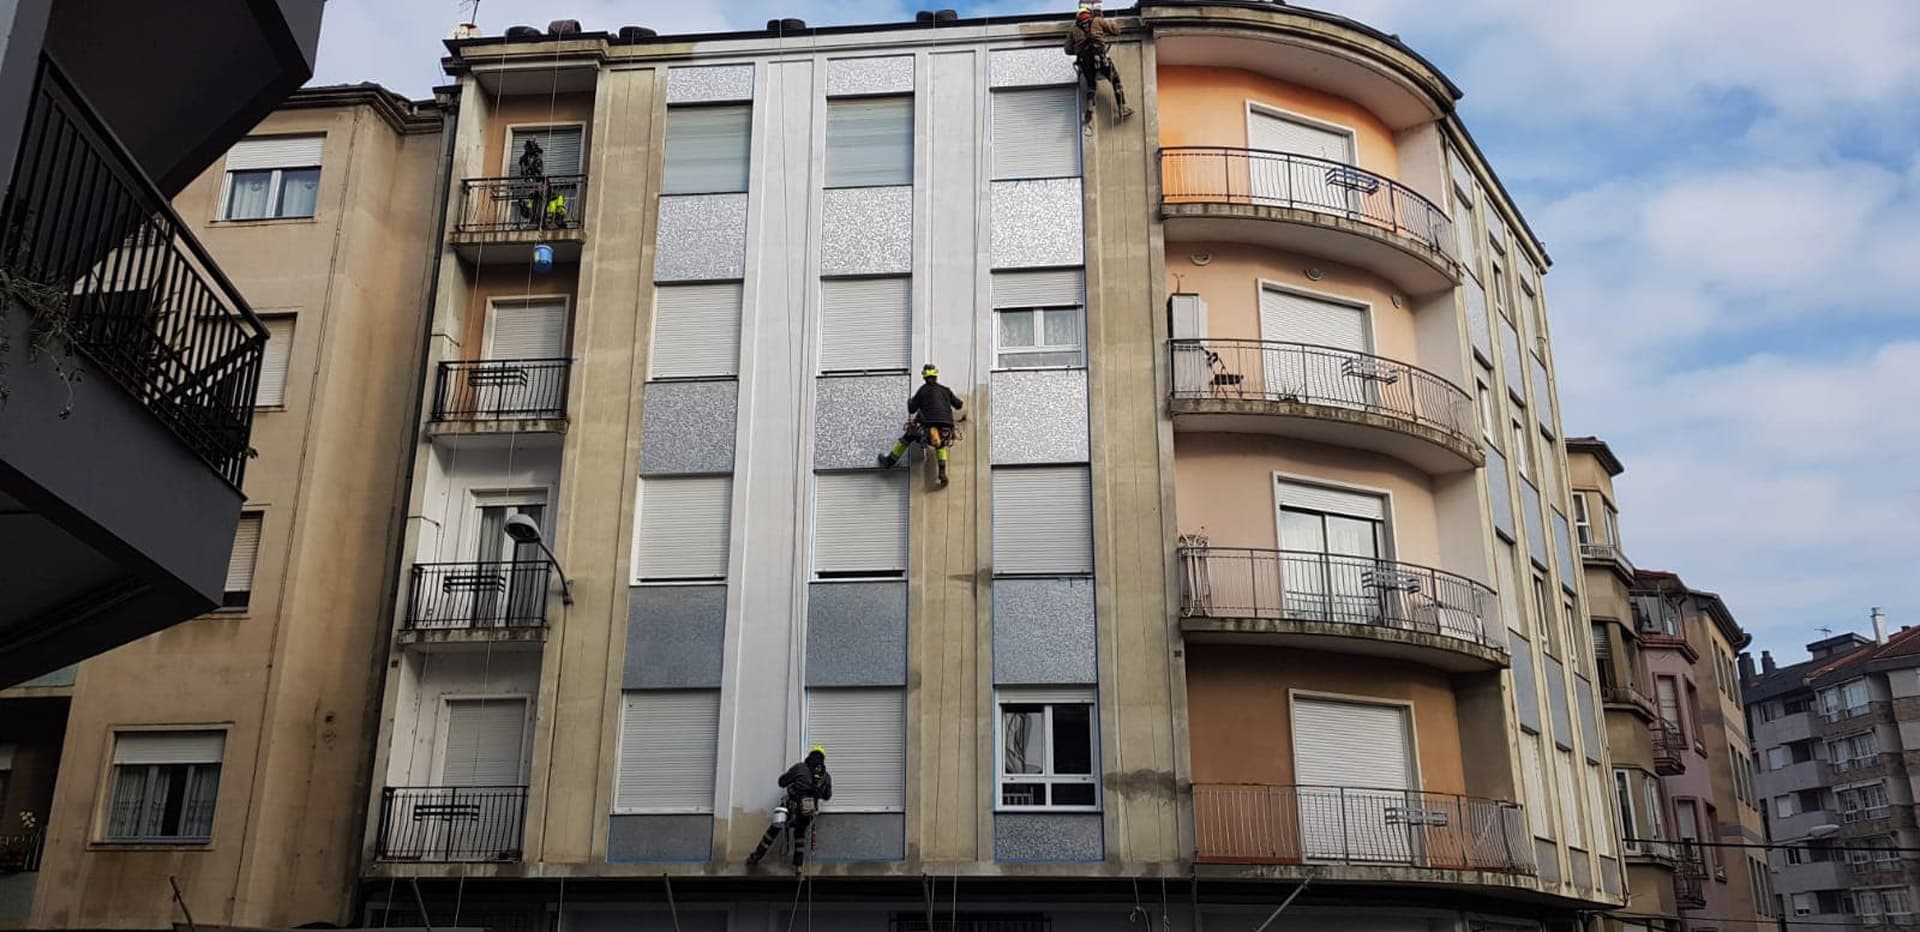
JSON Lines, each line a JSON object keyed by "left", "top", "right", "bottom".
{"left": 360, "top": 7, "right": 1619, "bottom": 932}
{"left": 0, "top": 0, "right": 325, "bottom": 683}
{"left": 0, "top": 85, "right": 442, "bottom": 928}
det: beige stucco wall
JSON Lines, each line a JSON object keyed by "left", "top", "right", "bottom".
{"left": 1157, "top": 65, "right": 1400, "bottom": 178}
{"left": 1165, "top": 242, "right": 1424, "bottom": 365}
{"left": 481, "top": 92, "right": 596, "bottom": 176}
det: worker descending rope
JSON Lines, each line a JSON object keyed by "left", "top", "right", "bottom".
{"left": 747, "top": 747, "right": 833, "bottom": 868}
{"left": 1065, "top": 4, "right": 1131, "bottom": 126}
{"left": 879, "top": 363, "right": 965, "bottom": 486}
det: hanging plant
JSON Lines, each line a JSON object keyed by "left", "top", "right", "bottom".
{"left": 0, "top": 264, "right": 84, "bottom": 416}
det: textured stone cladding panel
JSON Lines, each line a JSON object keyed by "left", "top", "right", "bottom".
{"left": 641, "top": 380, "right": 737, "bottom": 475}
{"left": 990, "top": 47, "right": 1079, "bottom": 87}
{"left": 806, "top": 581, "right": 907, "bottom": 687}
{"left": 655, "top": 194, "right": 748, "bottom": 282}
{"left": 993, "top": 812, "right": 1103, "bottom": 861}
{"left": 991, "top": 179, "right": 1083, "bottom": 269}
{"left": 810, "top": 812, "right": 905, "bottom": 861}
{"left": 993, "top": 577, "right": 1096, "bottom": 684}
{"left": 607, "top": 814, "right": 713, "bottom": 862}
{"left": 814, "top": 375, "right": 911, "bottom": 470}
{"left": 624, "top": 586, "right": 727, "bottom": 688}
{"left": 821, "top": 186, "right": 913, "bottom": 276}
{"left": 826, "top": 56, "right": 913, "bottom": 96}
{"left": 990, "top": 369, "right": 1089, "bottom": 465}
{"left": 666, "top": 65, "right": 754, "bottom": 103}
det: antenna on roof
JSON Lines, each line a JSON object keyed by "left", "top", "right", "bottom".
{"left": 1818, "top": 626, "right": 1835, "bottom": 636}
{"left": 452, "top": 0, "right": 481, "bottom": 39}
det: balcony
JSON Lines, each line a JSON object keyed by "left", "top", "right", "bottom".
{"left": 1848, "top": 858, "right": 1913, "bottom": 887}
{"left": 1673, "top": 844, "right": 1707, "bottom": 908}
{"left": 449, "top": 175, "right": 587, "bottom": 265}
{"left": 1579, "top": 541, "right": 1635, "bottom": 581}
{"left": 1827, "top": 753, "right": 1908, "bottom": 783}
{"left": 1651, "top": 719, "right": 1687, "bottom": 775}
{"left": 1159, "top": 147, "right": 1459, "bottom": 294}
{"left": 1178, "top": 546, "right": 1503, "bottom": 671}
{"left": 1622, "top": 837, "right": 1676, "bottom": 866}
{"left": 1839, "top": 805, "right": 1917, "bottom": 839}
{"left": 1168, "top": 339, "right": 1479, "bottom": 473}
{"left": 374, "top": 785, "right": 527, "bottom": 863}
{"left": 1818, "top": 701, "right": 1896, "bottom": 736}
{"left": 400, "top": 562, "right": 554, "bottom": 646}
{"left": 1601, "top": 683, "right": 1657, "bottom": 721}
{"left": 1192, "top": 783, "right": 1534, "bottom": 884}
{"left": 427, "top": 359, "right": 572, "bottom": 435}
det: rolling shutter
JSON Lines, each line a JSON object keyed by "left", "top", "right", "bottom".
{"left": 255, "top": 317, "right": 293, "bottom": 406}
{"left": 819, "top": 277, "right": 910, "bottom": 372}
{"left": 805, "top": 688, "right": 906, "bottom": 810}
{"left": 489, "top": 299, "right": 568, "bottom": 360}
{"left": 1591, "top": 624, "right": 1611, "bottom": 661}
{"left": 992, "top": 87, "right": 1081, "bottom": 180}
{"left": 826, "top": 97, "right": 912, "bottom": 188}
{"left": 226, "top": 135, "right": 323, "bottom": 170}
{"left": 617, "top": 690, "right": 719, "bottom": 811}
{"left": 510, "top": 126, "right": 584, "bottom": 176}
{"left": 113, "top": 731, "right": 226, "bottom": 765}
{"left": 1291, "top": 697, "right": 1410, "bottom": 790}
{"left": 815, "top": 471, "right": 907, "bottom": 575}
{"left": 441, "top": 699, "right": 527, "bottom": 786}
{"left": 664, "top": 105, "right": 751, "bottom": 195}
{"left": 992, "top": 466, "right": 1092, "bottom": 575}
{"left": 1273, "top": 479, "right": 1385, "bottom": 521}
{"left": 226, "top": 513, "right": 262, "bottom": 594}
{"left": 634, "top": 477, "right": 732, "bottom": 580}
{"left": 1258, "top": 287, "right": 1368, "bottom": 352}
{"left": 1247, "top": 111, "right": 1352, "bottom": 164}
{"left": 652, "top": 283, "right": 742, "bottom": 378}
{"left": 1521, "top": 732, "right": 1552, "bottom": 838}
{"left": 992, "top": 268, "right": 1083, "bottom": 308}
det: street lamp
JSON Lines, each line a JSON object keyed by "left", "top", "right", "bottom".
{"left": 504, "top": 513, "right": 574, "bottom": 605}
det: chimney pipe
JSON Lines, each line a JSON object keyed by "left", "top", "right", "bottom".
{"left": 1873, "top": 607, "right": 1888, "bottom": 644}
{"left": 1739, "top": 652, "right": 1757, "bottom": 684}
{"left": 1761, "top": 650, "right": 1776, "bottom": 675}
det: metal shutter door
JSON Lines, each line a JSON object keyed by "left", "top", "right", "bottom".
{"left": 113, "top": 731, "right": 226, "bottom": 765}
{"left": 1247, "top": 111, "right": 1352, "bottom": 163}
{"left": 635, "top": 477, "right": 732, "bottom": 580}
{"left": 664, "top": 106, "right": 751, "bottom": 195}
{"left": 1291, "top": 698, "right": 1410, "bottom": 790}
{"left": 255, "top": 318, "right": 293, "bottom": 406}
{"left": 652, "top": 283, "right": 742, "bottom": 378}
{"left": 441, "top": 699, "right": 527, "bottom": 786}
{"left": 510, "top": 127, "right": 584, "bottom": 176}
{"left": 226, "top": 135, "right": 324, "bottom": 170}
{"left": 819, "top": 277, "right": 910, "bottom": 372}
{"left": 226, "top": 514, "right": 262, "bottom": 593}
{"left": 992, "top": 268, "right": 1083, "bottom": 308}
{"left": 805, "top": 688, "right": 906, "bottom": 810}
{"left": 992, "top": 466, "right": 1092, "bottom": 575}
{"left": 992, "top": 87, "right": 1081, "bottom": 180}
{"left": 1273, "top": 479, "right": 1385, "bottom": 521}
{"left": 1258, "top": 287, "right": 1368, "bottom": 352}
{"left": 815, "top": 471, "right": 906, "bottom": 575}
{"left": 489, "top": 300, "right": 568, "bottom": 359}
{"left": 826, "top": 98, "right": 912, "bottom": 188}
{"left": 617, "top": 691, "right": 719, "bottom": 811}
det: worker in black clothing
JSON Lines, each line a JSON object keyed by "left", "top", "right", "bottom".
{"left": 878, "top": 363, "right": 964, "bottom": 485}
{"left": 746, "top": 747, "right": 833, "bottom": 868}
{"left": 1065, "top": 4, "right": 1131, "bottom": 124}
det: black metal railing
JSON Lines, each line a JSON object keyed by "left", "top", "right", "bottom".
{"left": 1159, "top": 146, "right": 1456, "bottom": 261}
{"left": 456, "top": 175, "right": 587, "bottom": 233}
{"left": 1178, "top": 545, "right": 1499, "bottom": 652}
{"left": 1651, "top": 718, "right": 1687, "bottom": 775}
{"left": 0, "top": 826, "right": 45, "bottom": 873}
{"left": 431, "top": 358, "right": 571, "bottom": 420}
{"left": 1193, "top": 783, "right": 1533, "bottom": 874}
{"left": 1170, "top": 339, "right": 1474, "bottom": 444}
{"left": 0, "top": 57, "right": 264, "bottom": 486}
{"left": 374, "top": 786, "right": 527, "bottom": 862}
{"left": 1673, "top": 842, "right": 1708, "bottom": 907}
{"left": 406, "top": 562, "right": 554, "bottom": 630}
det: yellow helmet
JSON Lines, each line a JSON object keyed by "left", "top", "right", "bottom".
{"left": 922, "top": 363, "right": 939, "bottom": 378}
{"left": 808, "top": 745, "right": 827, "bottom": 759}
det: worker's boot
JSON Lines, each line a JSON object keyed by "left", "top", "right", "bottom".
{"left": 792, "top": 847, "right": 806, "bottom": 868}
{"left": 937, "top": 461, "right": 949, "bottom": 486}
{"left": 878, "top": 452, "right": 898, "bottom": 469}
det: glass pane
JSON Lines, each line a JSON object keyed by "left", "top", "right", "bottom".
{"left": 1278, "top": 509, "right": 1325, "bottom": 553}
{"left": 180, "top": 765, "right": 220, "bottom": 838}
{"left": 1000, "top": 350, "right": 1081, "bottom": 369}
{"left": 225, "top": 170, "right": 273, "bottom": 220}
{"left": 998, "top": 310, "right": 1035, "bottom": 349}
{"left": 1041, "top": 308, "right": 1083, "bottom": 348}
{"left": 1325, "top": 515, "right": 1378, "bottom": 559}
{"left": 1002, "top": 705, "right": 1046, "bottom": 775}
{"left": 1052, "top": 703, "right": 1094, "bottom": 774}
{"left": 1002, "top": 782, "right": 1046, "bottom": 806}
{"left": 276, "top": 168, "right": 320, "bottom": 217}
{"left": 1052, "top": 782, "right": 1097, "bottom": 806}
{"left": 477, "top": 506, "right": 506, "bottom": 563}
{"left": 107, "top": 766, "right": 149, "bottom": 837}
{"left": 826, "top": 97, "right": 913, "bottom": 187}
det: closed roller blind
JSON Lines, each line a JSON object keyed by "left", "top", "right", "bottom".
{"left": 510, "top": 126, "right": 584, "bottom": 176}
{"left": 1258, "top": 287, "right": 1368, "bottom": 352}
{"left": 820, "top": 277, "right": 910, "bottom": 372}
{"left": 255, "top": 317, "right": 294, "bottom": 406}
{"left": 652, "top": 283, "right": 743, "bottom": 379}
{"left": 1248, "top": 111, "right": 1352, "bottom": 164}
{"left": 489, "top": 299, "right": 568, "bottom": 359}
{"left": 992, "top": 87, "right": 1080, "bottom": 180}
{"left": 634, "top": 477, "right": 733, "bottom": 580}
{"left": 226, "top": 513, "right": 262, "bottom": 593}
{"left": 992, "top": 466, "right": 1092, "bottom": 575}
{"left": 1556, "top": 747, "right": 1583, "bottom": 844}
{"left": 805, "top": 688, "right": 906, "bottom": 810}
{"left": 992, "top": 268, "right": 1083, "bottom": 308}
{"left": 226, "top": 135, "right": 323, "bottom": 170}
{"left": 617, "top": 691, "right": 719, "bottom": 811}
{"left": 826, "top": 97, "right": 912, "bottom": 188}
{"left": 664, "top": 105, "right": 751, "bottom": 195}
{"left": 1291, "top": 697, "right": 1410, "bottom": 790}
{"left": 815, "top": 471, "right": 906, "bottom": 575}
{"left": 1273, "top": 479, "right": 1385, "bottom": 521}
{"left": 441, "top": 699, "right": 527, "bottom": 786}
{"left": 1521, "top": 732, "right": 1552, "bottom": 838}
{"left": 114, "top": 731, "right": 225, "bottom": 765}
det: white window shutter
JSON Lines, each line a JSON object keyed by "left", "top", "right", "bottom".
{"left": 634, "top": 477, "right": 732, "bottom": 580}
{"left": 992, "top": 466, "right": 1092, "bottom": 575}
{"left": 510, "top": 126, "right": 585, "bottom": 176}
{"left": 992, "top": 268, "right": 1083, "bottom": 308}
{"left": 814, "top": 471, "right": 907, "bottom": 575}
{"left": 1556, "top": 748, "right": 1583, "bottom": 845}
{"left": 1522, "top": 733, "right": 1552, "bottom": 839}
{"left": 1258, "top": 287, "right": 1369, "bottom": 353}
{"left": 1169, "top": 293, "right": 1208, "bottom": 341}
{"left": 441, "top": 699, "right": 527, "bottom": 786}
{"left": 113, "top": 731, "right": 226, "bottom": 765}
{"left": 488, "top": 300, "right": 568, "bottom": 360}
{"left": 1247, "top": 111, "right": 1352, "bottom": 164}
{"left": 819, "top": 278, "right": 910, "bottom": 373}
{"left": 1273, "top": 479, "right": 1386, "bottom": 521}
{"left": 1290, "top": 698, "right": 1410, "bottom": 790}
{"left": 664, "top": 106, "right": 752, "bottom": 195}
{"left": 226, "top": 513, "right": 262, "bottom": 594}
{"left": 805, "top": 688, "right": 906, "bottom": 810}
{"left": 826, "top": 98, "right": 913, "bottom": 188}
{"left": 992, "top": 88, "right": 1080, "bottom": 180}
{"left": 255, "top": 317, "right": 294, "bottom": 406}
{"left": 652, "top": 284, "right": 743, "bottom": 378}
{"left": 226, "top": 135, "right": 324, "bottom": 170}
{"left": 618, "top": 691, "right": 719, "bottom": 811}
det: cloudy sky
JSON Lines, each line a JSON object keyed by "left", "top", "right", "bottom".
{"left": 311, "top": 0, "right": 1920, "bottom": 661}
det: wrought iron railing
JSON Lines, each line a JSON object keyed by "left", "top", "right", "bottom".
{"left": 0, "top": 826, "right": 44, "bottom": 873}
{"left": 1178, "top": 545, "right": 1498, "bottom": 652}
{"left": 1579, "top": 541, "right": 1634, "bottom": 573}
{"left": 1159, "top": 146, "right": 1456, "bottom": 260}
{"left": 0, "top": 57, "right": 265, "bottom": 486}
{"left": 1192, "top": 783, "right": 1533, "bottom": 874}
{"left": 1651, "top": 718, "right": 1687, "bottom": 774}
{"left": 374, "top": 785, "right": 527, "bottom": 862}
{"left": 456, "top": 175, "right": 587, "bottom": 233}
{"left": 431, "top": 358, "right": 571, "bottom": 420}
{"left": 1170, "top": 339, "right": 1474, "bottom": 444}
{"left": 406, "top": 562, "right": 554, "bottom": 630}
{"left": 1673, "top": 842, "right": 1708, "bottom": 907}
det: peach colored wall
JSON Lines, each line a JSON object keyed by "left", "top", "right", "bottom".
{"left": 1166, "top": 242, "right": 1421, "bottom": 365}
{"left": 1157, "top": 66, "right": 1400, "bottom": 177}
{"left": 455, "top": 263, "right": 580, "bottom": 355}
{"left": 1173, "top": 432, "right": 1442, "bottom": 568}
{"left": 1186, "top": 645, "right": 1466, "bottom": 794}
{"left": 481, "top": 92, "right": 596, "bottom": 176}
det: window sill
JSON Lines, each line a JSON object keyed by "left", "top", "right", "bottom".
{"left": 89, "top": 839, "right": 214, "bottom": 851}
{"left": 205, "top": 608, "right": 250, "bottom": 620}
{"left": 252, "top": 404, "right": 289, "bottom": 414}
{"left": 995, "top": 807, "right": 1102, "bottom": 815}
{"left": 209, "top": 216, "right": 318, "bottom": 227}
{"left": 990, "top": 364, "right": 1089, "bottom": 373}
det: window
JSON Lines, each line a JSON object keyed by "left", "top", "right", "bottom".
{"left": 1556, "top": 747, "right": 1584, "bottom": 846}
{"left": 632, "top": 476, "right": 733, "bottom": 581}
{"left": 105, "top": 731, "right": 225, "bottom": 842}
{"left": 992, "top": 269, "right": 1085, "bottom": 369}
{"left": 1521, "top": 731, "right": 1551, "bottom": 839}
{"left": 255, "top": 316, "right": 294, "bottom": 407}
{"left": 1686, "top": 682, "right": 1703, "bottom": 744}
{"left": 814, "top": 471, "right": 907, "bottom": 577}
{"left": 992, "top": 466, "right": 1092, "bottom": 575}
{"left": 1587, "top": 765, "right": 1614, "bottom": 856}
{"left": 1674, "top": 798, "right": 1701, "bottom": 851}
{"left": 1477, "top": 381, "right": 1496, "bottom": 441}
{"left": 1774, "top": 794, "right": 1795, "bottom": 819}
{"left": 1487, "top": 445, "right": 1514, "bottom": 540}
{"left": 663, "top": 105, "right": 751, "bottom": 195}
{"left": 223, "top": 512, "right": 263, "bottom": 609}
{"left": 826, "top": 97, "right": 912, "bottom": 187}
{"left": 819, "top": 277, "right": 910, "bottom": 373}
{"left": 1572, "top": 493, "right": 1593, "bottom": 545}
{"left": 804, "top": 688, "right": 905, "bottom": 811}
{"left": 1532, "top": 575, "right": 1557, "bottom": 655}
{"left": 1563, "top": 594, "right": 1583, "bottom": 674}
{"left": 997, "top": 690, "right": 1097, "bottom": 810}
{"left": 1499, "top": 317, "right": 1525, "bottom": 404}
{"left": 1655, "top": 676, "right": 1684, "bottom": 738}
{"left": 1490, "top": 260, "right": 1509, "bottom": 320}
{"left": 1640, "top": 773, "right": 1665, "bottom": 839}
{"left": 616, "top": 691, "right": 719, "bottom": 813}
{"left": 1467, "top": 279, "right": 1493, "bottom": 362}
{"left": 1839, "top": 781, "right": 1890, "bottom": 820}
{"left": 1613, "top": 769, "right": 1636, "bottom": 839}
{"left": 1511, "top": 419, "right": 1532, "bottom": 479}
{"left": 1530, "top": 355, "right": 1553, "bottom": 434}
{"left": 1497, "top": 541, "right": 1524, "bottom": 635}
{"left": 221, "top": 136, "right": 322, "bottom": 220}
{"left": 991, "top": 86, "right": 1081, "bottom": 180}
{"left": 1702, "top": 801, "right": 1719, "bottom": 870}
{"left": 1784, "top": 695, "right": 1811, "bottom": 714}
{"left": 1603, "top": 505, "right": 1620, "bottom": 550}
{"left": 508, "top": 126, "right": 584, "bottom": 176}
{"left": 651, "top": 283, "right": 744, "bottom": 379}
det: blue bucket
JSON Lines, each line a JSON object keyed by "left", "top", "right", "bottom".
{"left": 532, "top": 243, "right": 554, "bottom": 274}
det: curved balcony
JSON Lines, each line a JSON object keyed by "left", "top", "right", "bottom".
{"left": 1160, "top": 147, "right": 1459, "bottom": 294}
{"left": 450, "top": 174, "right": 587, "bottom": 265}
{"left": 1170, "top": 339, "right": 1480, "bottom": 473}
{"left": 1177, "top": 546, "right": 1504, "bottom": 671}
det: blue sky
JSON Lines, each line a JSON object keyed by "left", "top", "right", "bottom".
{"left": 311, "top": 0, "right": 1920, "bottom": 662}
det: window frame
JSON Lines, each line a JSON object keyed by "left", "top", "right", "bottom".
{"left": 221, "top": 511, "right": 264, "bottom": 611}
{"left": 824, "top": 95, "right": 914, "bottom": 189}
{"left": 993, "top": 304, "right": 1087, "bottom": 370}
{"left": 662, "top": 103, "right": 753, "bottom": 196}
{"left": 1572, "top": 492, "right": 1593, "bottom": 545}
{"left": 1510, "top": 418, "right": 1532, "bottom": 479}
{"left": 100, "top": 729, "right": 227, "bottom": 845}
{"left": 1613, "top": 769, "right": 1637, "bottom": 839}
{"left": 1476, "top": 380, "right": 1496, "bottom": 442}
{"left": 500, "top": 122, "right": 589, "bottom": 176}
{"left": 994, "top": 690, "right": 1100, "bottom": 813}
{"left": 220, "top": 166, "right": 321, "bottom": 221}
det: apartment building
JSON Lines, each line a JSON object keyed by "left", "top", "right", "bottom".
{"left": 0, "top": 85, "right": 442, "bottom": 928}
{"left": 356, "top": 6, "right": 1620, "bottom": 932}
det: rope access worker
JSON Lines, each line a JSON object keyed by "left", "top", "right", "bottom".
{"left": 1064, "top": 4, "right": 1131, "bottom": 125}
{"left": 746, "top": 747, "right": 833, "bottom": 868}
{"left": 516, "top": 138, "right": 548, "bottom": 229}
{"left": 878, "top": 363, "right": 964, "bottom": 486}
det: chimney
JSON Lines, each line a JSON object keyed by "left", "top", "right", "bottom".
{"left": 1873, "top": 607, "right": 1888, "bottom": 644}
{"left": 1739, "top": 652, "right": 1757, "bottom": 684}
{"left": 1761, "top": 650, "right": 1776, "bottom": 675}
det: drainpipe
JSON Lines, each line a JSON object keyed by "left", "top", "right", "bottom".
{"left": 1874, "top": 607, "right": 1888, "bottom": 645}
